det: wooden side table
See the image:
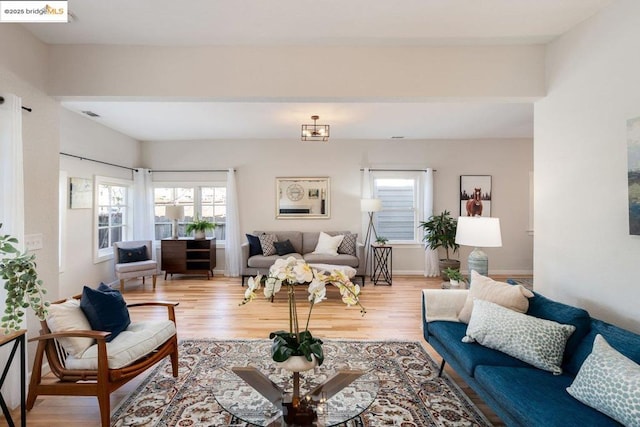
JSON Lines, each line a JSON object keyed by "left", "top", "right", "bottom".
{"left": 371, "top": 244, "right": 392, "bottom": 286}
{"left": 0, "top": 329, "right": 26, "bottom": 427}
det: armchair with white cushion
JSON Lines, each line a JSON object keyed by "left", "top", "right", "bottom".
{"left": 113, "top": 240, "right": 158, "bottom": 292}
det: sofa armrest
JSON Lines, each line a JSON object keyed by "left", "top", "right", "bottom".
{"left": 241, "top": 242, "right": 250, "bottom": 264}
{"left": 422, "top": 289, "right": 468, "bottom": 323}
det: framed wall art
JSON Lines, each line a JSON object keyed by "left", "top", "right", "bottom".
{"left": 460, "top": 175, "right": 492, "bottom": 217}
{"left": 276, "top": 177, "right": 330, "bottom": 219}
{"left": 628, "top": 116, "right": 640, "bottom": 235}
{"left": 69, "top": 177, "right": 93, "bottom": 209}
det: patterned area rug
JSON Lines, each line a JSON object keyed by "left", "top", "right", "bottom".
{"left": 112, "top": 339, "right": 492, "bottom": 426}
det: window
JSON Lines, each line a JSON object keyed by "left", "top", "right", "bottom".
{"left": 95, "top": 176, "right": 132, "bottom": 262}
{"left": 154, "top": 183, "right": 226, "bottom": 241}
{"left": 372, "top": 172, "right": 421, "bottom": 243}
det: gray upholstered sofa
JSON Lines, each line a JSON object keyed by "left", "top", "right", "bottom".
{"left": 241, "top": 231, "right": 364, "bottom": 285}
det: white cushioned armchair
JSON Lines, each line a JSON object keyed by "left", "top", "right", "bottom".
{"left": 113, "top": 240, "right": 158, "bottom": 292}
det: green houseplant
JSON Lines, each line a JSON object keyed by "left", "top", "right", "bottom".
{"left": 0, "top": 224, "right": 49, "bottom": 333}
{"left": 375, "top": 236, "right": 389, "bottom": 245}
{"left": 443, "top": 267, "right": 466, "bottom": 288}
{"left": 418, "top": 210, "right": 460, "bottom": 280}
{"left": 185, "top": 214, "right": 217, "bottom": 239}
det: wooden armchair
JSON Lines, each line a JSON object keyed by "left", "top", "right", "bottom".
{"left": 26, "top": 296, "right": 179, "bottom": 427}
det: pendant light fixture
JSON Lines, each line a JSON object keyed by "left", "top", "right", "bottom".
{"left": 301, "top": 115, "right": 330, "bottom": 142}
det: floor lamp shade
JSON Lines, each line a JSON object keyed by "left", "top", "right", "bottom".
{"left": 165, "top": 205, "right": 184, "bottom": 239}
{"left": 455, "top": 217, "right": 502, "bottom": 278}
{"left": 360, "top": 198, "right": 382, "bottom": 213}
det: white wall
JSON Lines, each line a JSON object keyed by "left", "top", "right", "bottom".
{"left": 59, "top": 109, "right": 142, "bottom": 296}
{"left": 143, "top": 137, "right": 533, "bottom": 275}
{"left": 535, "top": 0, "right": 640, "bottom": 332}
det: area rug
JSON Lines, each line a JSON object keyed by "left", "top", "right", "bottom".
{"left": 111, "top": 339, "right": 492, "bottom": 426}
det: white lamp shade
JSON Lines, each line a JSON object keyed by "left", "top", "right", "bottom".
{"left": 165, "top": 205, "right": 184, "bottom": 220}
{"left": 360, "top": 198, "right": 382, "bottom": 212}
{"left": 455, "top": 217, "right": 502, "bottom": 247}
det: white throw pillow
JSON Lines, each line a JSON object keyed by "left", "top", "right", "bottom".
{"left": 463, "top": 299, "right": 575, "bottom": 375}
{"left": 312, "top": 232, "right": 344, "bottom": 256}
{"left": 458, "top": 271, "right": 534, "bottom": 323}
{"left": 567, "top": 334, "right": 640, "bottom": 427}
{"left": 46, "top": 299, "right": 94, "bottom": 357}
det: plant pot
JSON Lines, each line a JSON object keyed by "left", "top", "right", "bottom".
{"left": 439, "top": 259, "right": 461, "bottom": 281}
{"left": 194, "top": 230, "right": 206, "bottom": 239}
{"left": 277, "top": 355, "right": 317, "bottom": 372}
{"left": 450, "top": 279, "right": 460, "bottom": 288}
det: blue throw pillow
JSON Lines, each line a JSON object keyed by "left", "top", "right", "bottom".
{"left": 274, "top": 239, "right": 296, "bottom": 256}
{"left": 117, "top": 245, "right": 148, "bottom": 263}
{"left": 246, "top": 234, "right": 262, "bottom": 257}
{"left": 80, "top": 283, "right": 131, "bottom": 342}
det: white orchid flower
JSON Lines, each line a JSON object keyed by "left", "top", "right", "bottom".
{"left": 307, "top": 279, "right": 327, "bottom": 304}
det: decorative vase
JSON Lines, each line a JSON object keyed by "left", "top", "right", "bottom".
{"left": 450, "top": 279, "right": 460, "bottom": 288}
{"left": 278, "top": 355, "right": 317, "bottom": 372}
{"left": 194, "top": 230, "right": 206, "bottom": 239}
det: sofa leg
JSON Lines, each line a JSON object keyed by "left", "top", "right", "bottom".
{"left": 120, "top": 279, "right": 125, "bottom": 293}
{"left": 438, "top": 359, "right": 446, "bottom": 377}
{"left": 356, "top": 275, "right": 365, "bottom": 287}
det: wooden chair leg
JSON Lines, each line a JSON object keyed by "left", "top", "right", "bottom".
{"left": 97, "top": 389, "right": 111, "bottom": 427}
{"left": 26, "top": 341, "right": 46, "bottom": 410}
{"left": 170, "top": 336, "right": 179, "bottom": 377}
{"left": 152, "top": 274, "right": 157, "bottom": 290}
{"left": 120, "top": 279, "right": 125, "bottom": 293}
{"left": 142, "top": 276, "right": 146, "bottom": 285}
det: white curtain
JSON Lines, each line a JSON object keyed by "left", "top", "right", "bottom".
{"left": 224, "top": 168, "right": 241, "bottom": 276}
{"left": 423, "top": 168, "right": 440, "bottom": 277}
{"left": 0, "top": 93, "right": 26, "bottom": 408}
{"left": 132, "top": 168, "right": 155, "bottom": 246}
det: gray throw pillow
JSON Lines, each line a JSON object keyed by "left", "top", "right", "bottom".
{"left": 338, "top": 233, "right": 357, "bottom": 256}
{"left": 258, "top": 234, "right": 277, "bottom": 256}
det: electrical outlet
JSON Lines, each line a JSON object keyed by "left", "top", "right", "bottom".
{"left": 24, "top": 233, "right": 43, "bottom": 251}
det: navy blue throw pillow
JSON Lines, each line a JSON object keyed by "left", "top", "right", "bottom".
{"left": 117, "top": 245, "right": 148, "bottom": 263}
{"left": 80, "top": 283, "right": 131, "bottom": 342}
{"left": 246, "top": 234, "right": 262, "bottom": 257}
{"left": 274, "top": 239, "right": 296, "bottom": 256}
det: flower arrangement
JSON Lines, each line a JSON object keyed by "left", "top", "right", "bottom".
{"left": 241, "top": 257, "right": 366, "bottom": 366}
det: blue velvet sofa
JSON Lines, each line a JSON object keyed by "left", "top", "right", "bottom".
{"left": 422, "top": 287, "right": 640, "bottom": 426}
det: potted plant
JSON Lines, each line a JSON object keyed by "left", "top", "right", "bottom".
{"left": 0, "top": 224, "right": 49, "bottom": 333}
{"left": 185, "top": 214, "right": 217, "bottom": 239}
{"left": 375, "top": 236, "right": 389, "bottom": 245}
{"left": 443, "top": 267, "right": 466, "bottom": 288}
{"left": 418, "top": 210, "right": 460, "bottom": 280}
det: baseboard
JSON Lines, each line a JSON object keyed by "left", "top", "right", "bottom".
{"left": 391, "top": 269, "right": 533, "bottom": 276}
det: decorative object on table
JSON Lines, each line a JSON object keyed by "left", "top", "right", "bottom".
{"left": 418, "top": 210, "right": 460, "bottom": 280}
{"left": 374, "top": 236, "right": 388, "bottom": 245}
{"left": 240, "top": 257, "right": 366, "bottom": 420}
{"left": 460, "top": 175, "right": 492, "bottom": 217}
{"left": 455, "top": 216, "right": 502, "bottom": 281}
{"left": 68, "top": 177, "right": 92, "bottom": 209}
{"left": 361, "top": 198, "right": 382, "bottom": 278}
{"left": 0, "top": 224, "right": 49, "bottom": 333}
{"left": 627, "top": 115, "right": 640, "bottom": 235}
{"left": 112, "top": 339, "right": 492, "bottom": 427}
{"left": 300, "top": 115, "right": 330, "bottom": 142}
{"left": 185, "top": 214, "right": 216, "bottom": 239}
{"left": 443, "top": 267, "right": 466, "bottom": 288}
{"left": 276, "top": 177, "right": 330, "bottom": 219}
{"left": 164, "top": 205, "right": 184, "bottom": 239}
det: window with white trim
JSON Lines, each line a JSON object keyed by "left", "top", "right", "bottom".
{"left": 372, "top": 172, "right": 421, "bottom": 243}
{"left": 154, "top": 183, "right": 226, "bottom": 241}
{"left": 95, "top": 176, "right": 132, "bottom": 262}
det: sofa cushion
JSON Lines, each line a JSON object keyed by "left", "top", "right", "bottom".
{"left": 46, "top": 298, "right": 95, "bottom": 357}
{"left": 458, "top": 271, "right": 533, "bottom": 323}
{"left": 246, "top": 234, "right": 262, "bottom": 257}
{"left": 567, "top": 334, "right": 640, "bottom": 427}
{"left": 259, "top": 234, "right": 278, "bottom": 256}
{"left": 117, "top": 245, "right": 148, "bottom": 263}
{"left": 115, "top": 259, "right": 157, "bottom": 273}
{"left": 526, "top": 292, "right": 592, "bottom": 366}
{"left": 303, "top": 253, "right": 359, "bottom": 268}
{"left": 428, "top": 321, "right": 531, "bottom": 377}
{"left": 80, "top": 284, "right": 131, "bottom": 342}
{"left": 248, "top": 253, "right": 303, "bottom": 268}
{"left": 464, "top": 300, "right": 575, "bottom": 375}
{"left": 255, "top": 231, "right": 303, "bottom": 254}
{"left": 312, "top": 232, "right": 344, "bottom": 256}
{"left": 474, "top": 365, "right": 621, "bottom": 427}
{"left": 274, "top": 239, "right": 296, "bottom": 256}
{"left": 65, "top": 320, "right": 176, "bottom": 370}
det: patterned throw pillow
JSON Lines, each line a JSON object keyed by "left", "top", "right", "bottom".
{"left": 463, "top": 299, "right": 575, "bottom": 375}
{"left": 338, "top": 233, "right": 357, "bottom": 256}
{"left": 567, "top": 334, "right": 640, "bottom": 426}
{"left": 258, "top": 234, "right": 277, "bottom": 256}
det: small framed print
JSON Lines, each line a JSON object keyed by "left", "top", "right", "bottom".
{"left": 69, "top": 177, "right": 92, "bottom": 209}
{"left": 460, "top": 175, "right": 492, "bottom": 217}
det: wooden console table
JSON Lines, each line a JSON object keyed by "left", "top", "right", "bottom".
{"left": 161, "top": 238, "right": 216, "bottom": 279}
{"left": 0, "top": 329, "right": 26, "bottom": 427}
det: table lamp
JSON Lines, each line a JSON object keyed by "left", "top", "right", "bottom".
{"left": 455, "top": 216, "right": 502, "bottom": 281}
{"left": 165, "top": 205, "right": 184, "bottom": 239}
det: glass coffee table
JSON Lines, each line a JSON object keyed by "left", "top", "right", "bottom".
{"left": 211, "top": 366, "right": 379, "bottom": 426}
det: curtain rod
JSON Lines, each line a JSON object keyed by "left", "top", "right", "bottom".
{"left": 151, "top": 169, "right": 234, "bottom": 173}
{"left": 360, "top": 168, "right": 436, "bottom": 172}
{"left": 0, "top": 96, "right": 32, "bottom": 112}
{"left": 60, "top": 152, "right": 138, "bottom": 172}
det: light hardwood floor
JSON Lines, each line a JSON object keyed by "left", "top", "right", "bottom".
{"left": 11, "top": 274, "right": 513, "bottom": 427}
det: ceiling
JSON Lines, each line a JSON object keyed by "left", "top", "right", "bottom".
{"left": 23, "top": 0, "right": 613, "bottom": 141}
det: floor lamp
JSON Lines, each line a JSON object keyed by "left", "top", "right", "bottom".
{"left": 361, "top": 198, "right": 382, "bottom": 277}
{"left": 455, "top": 216, "right": 502, "bottom": 282}
{"left": 165, "top": 205, "right": 184, "bottom": 239}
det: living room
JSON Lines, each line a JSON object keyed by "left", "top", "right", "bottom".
{"left": 1, "top": 1, "right": 639, "bottom": 426}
